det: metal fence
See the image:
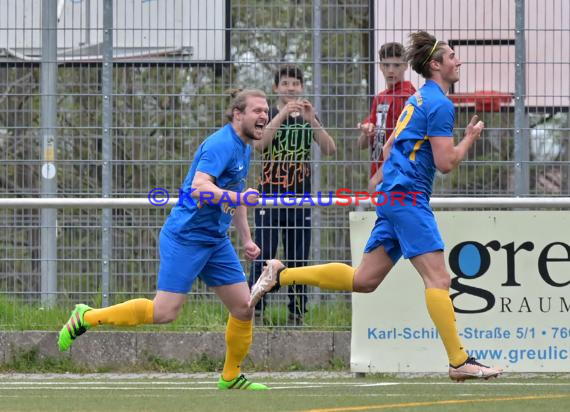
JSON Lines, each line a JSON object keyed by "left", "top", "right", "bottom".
{"left": 0, "top": 0, "right": 568, "bottom": 330}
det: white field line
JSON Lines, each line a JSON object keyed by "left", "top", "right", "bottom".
{"left": 0, "top": 381, "right": 569, "bottom": 391}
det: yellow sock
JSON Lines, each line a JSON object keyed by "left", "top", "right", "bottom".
{"left": 84, "top": 298, "right": 154, "bottom": 327}
{"left": 280, "top": 263, "right": 354, "bottom": 291}
{"left": 222, "top": 315, "right": 253, "bottom": 381}
{"left": 425, "top": 288, "right": 468, "bottom": 367}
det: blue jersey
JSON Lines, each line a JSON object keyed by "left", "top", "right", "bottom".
{"left": 162, "top": 124, "right": 251, "bottom": 242}
{"left": 381, "top": 80, "right": 454, "bottom": 198}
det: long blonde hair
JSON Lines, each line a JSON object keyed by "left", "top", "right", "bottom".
{"left": 225, "top": 88, "right": 267, "bottom": 122}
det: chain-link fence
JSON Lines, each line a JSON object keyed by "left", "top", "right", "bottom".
{"left": 0, "top": 0, "right": 568, "bottom": 330}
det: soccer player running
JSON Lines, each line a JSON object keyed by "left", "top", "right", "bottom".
{"left": 250, "top": 31, "right": 502, "bottom": 381}
{"left": 58, "top": 89, "right": 271, "bottom": 390}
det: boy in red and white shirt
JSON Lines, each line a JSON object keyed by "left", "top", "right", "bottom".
{"left": 358, "top": 42, "right": 416, "bottom": 193}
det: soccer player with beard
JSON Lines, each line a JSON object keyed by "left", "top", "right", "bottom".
{"left": 58, "top": 89, "right": 271, "bottom": 390}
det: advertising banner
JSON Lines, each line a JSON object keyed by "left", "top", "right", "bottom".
{"left": 350, "top": 211, "right": 570, "bottom": 372}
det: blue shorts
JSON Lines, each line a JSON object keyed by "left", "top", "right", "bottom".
{"left": 364, "top": 190, "right": 444, "bottom": 263}
{"left": 157, "top": 229, "right": 246, "bottom": 293}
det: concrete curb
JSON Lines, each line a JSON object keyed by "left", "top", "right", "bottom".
{"left": 0, "top": 331, "right": 351, "bottom": 370}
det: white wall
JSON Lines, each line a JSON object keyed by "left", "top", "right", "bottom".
{"left": 374, "top": 0, "right": 569, "bottom": 107}
{"left": 0, "top": 0, "right": 226, "bottom": 61}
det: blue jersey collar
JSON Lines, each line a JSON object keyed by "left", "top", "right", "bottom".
{"left": 425, "top": 79, "right": 447, "bottom": 95}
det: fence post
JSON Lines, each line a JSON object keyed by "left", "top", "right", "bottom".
{"left": 40, "top": 0, "right": 58, "bottom": 307}
{"left": 514, "top": 0, "right": 529, "bottom": 196}
{"left": 311, "top": 0, "right": 323, "bottom": 304}
{"left": 101, "top": 0, "right": 113, "bottom": 307}
{"left": 312, "top": 0, "right": 322, "bottom": 265}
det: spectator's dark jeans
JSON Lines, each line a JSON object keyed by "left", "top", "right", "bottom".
{"left": 249, "top": 207, "right": 311, "bottom": 317}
